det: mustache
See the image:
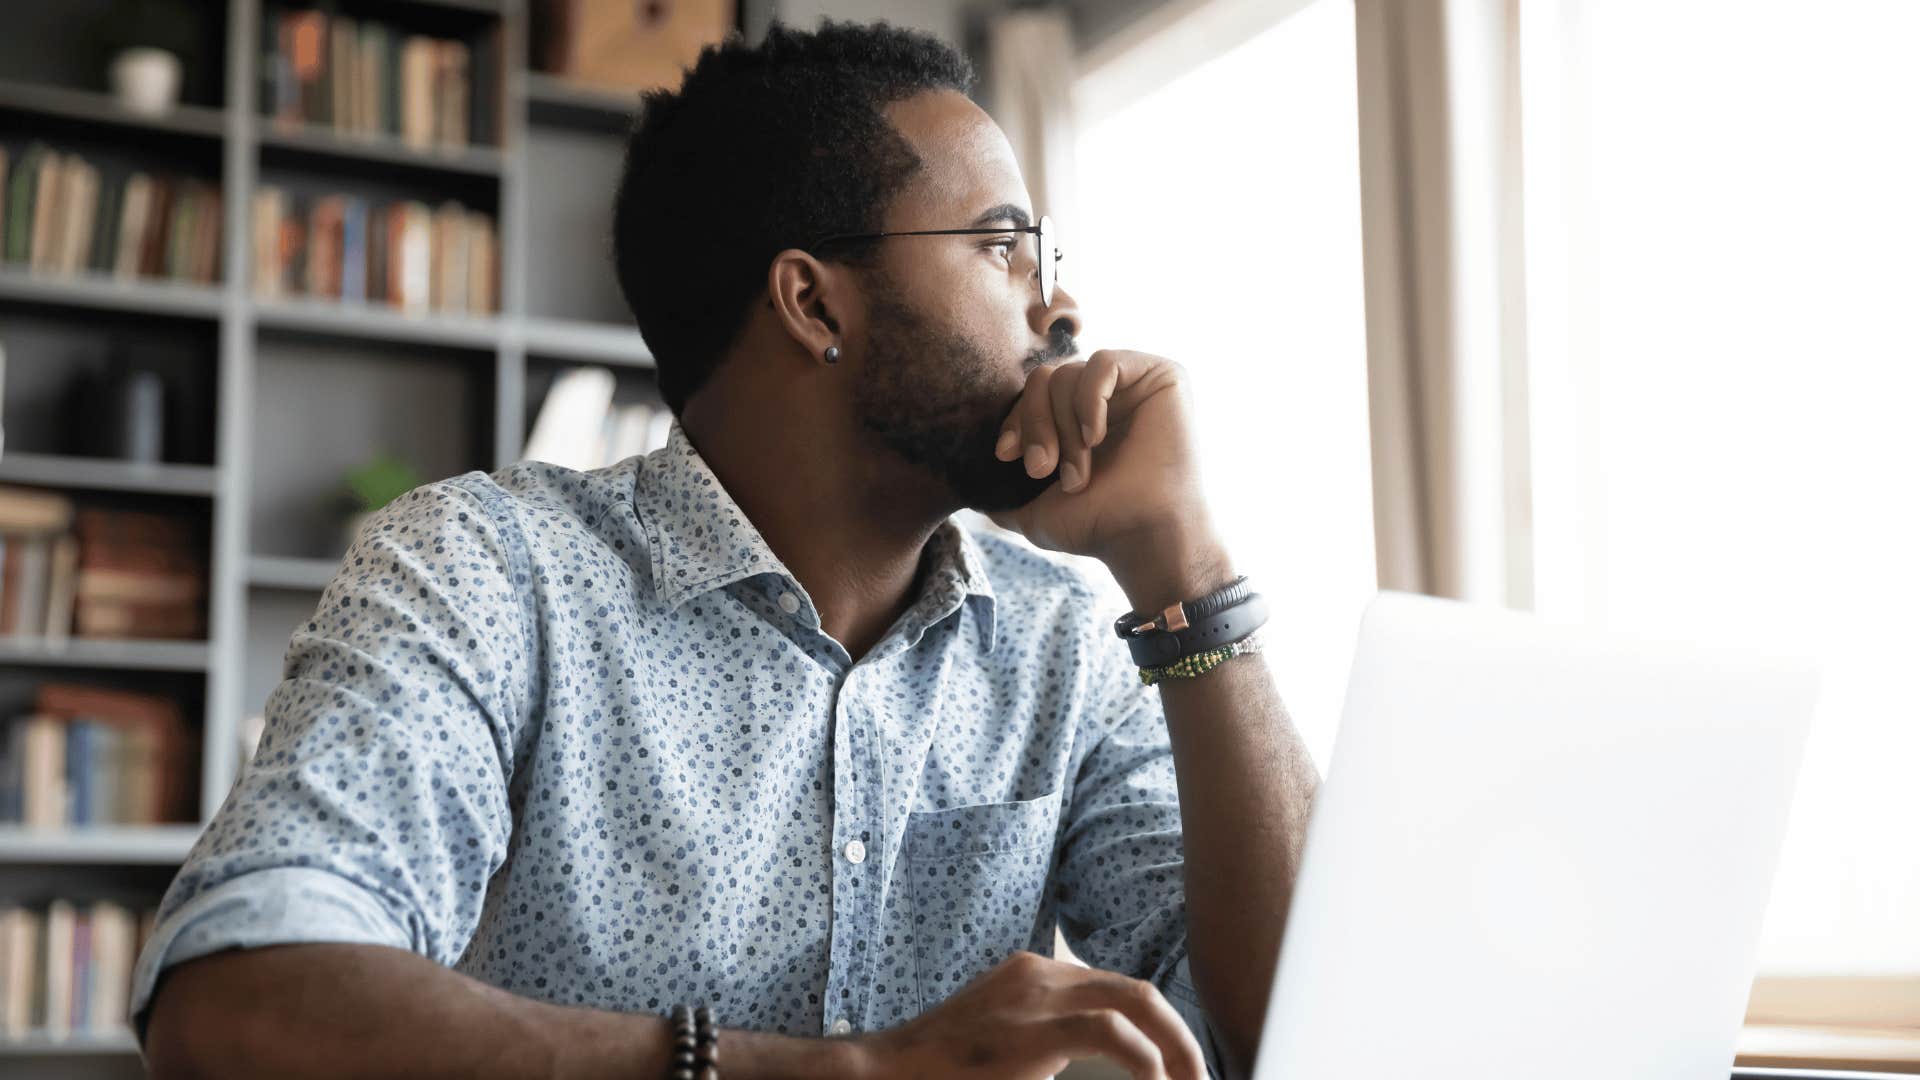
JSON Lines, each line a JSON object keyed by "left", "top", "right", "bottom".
{"left": 1023, "top": 324, "right": 1079, "bottom": 371}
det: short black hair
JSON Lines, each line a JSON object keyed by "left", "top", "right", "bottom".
{"left": 611, "top": 19, "right": 977, "bottom": 415}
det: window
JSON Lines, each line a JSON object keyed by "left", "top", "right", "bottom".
{"left": 1521, "top": 0, "right": 1920, "bottom": 972}
{"left": 1073, "top": 0, "right": 1374, "bottom": 768}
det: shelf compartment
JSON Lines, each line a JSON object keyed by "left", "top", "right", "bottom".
{"left": 0, "top": 1027, "right": 140, "bottom": 1056}
{"left": 521, "top": 72, "right": 640, "bottom": 134}
{"left": 0, "top": 453, "right": 218, "bottom": 497}
{"left": 252, "top": 296, "right": 501, "bottom": 349}
{"left": 0, "top": 638, "right": 212, "bottom": 673}
{"left": 0, "top": 267, "right": 224, "bottom": 321}
{"left": 257, "top": 122, "right": 505, "bottom": 180}
{"left": 0, "top": 78, "right": 225, "bottom": 141}
{"left": 247, "top": 555, "right": 340, "bottom": 591}
{"left": 0, "top": 824, "right": 201, "bottom": 866}
{"left": 521, "top": 317, "right": 653, "bottom": 367}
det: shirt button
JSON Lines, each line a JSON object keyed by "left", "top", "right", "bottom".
{"left": 778, "top": 591, "right": 800, "bottom": 614}
{"left": 843, "top": 839, "right": 866, "bottom": 864}
{"left": 830, "top": 1017, "right": 852, "bottom": 1035}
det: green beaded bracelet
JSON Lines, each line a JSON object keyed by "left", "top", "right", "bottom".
{"left": 1139, "top": 630, "right": 1264, "bottom": 686}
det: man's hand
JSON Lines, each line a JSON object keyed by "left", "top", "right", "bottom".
{"left": 987, "top": 348, "right": 1234, "bottom": 613}
{"left": 849, "top": 950, "right": 1208, "bottom": 1080}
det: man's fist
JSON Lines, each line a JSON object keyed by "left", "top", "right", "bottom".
{"left": 849, "top": 950, "right": 1207, "bottom": 1080}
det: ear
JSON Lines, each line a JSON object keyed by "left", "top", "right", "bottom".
{"left": 766, "top": 248, "right": 851, "bottom": 363}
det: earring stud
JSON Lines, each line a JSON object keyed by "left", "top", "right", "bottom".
{"left": 824, "top": 345, "right": 840, "bottom": 364}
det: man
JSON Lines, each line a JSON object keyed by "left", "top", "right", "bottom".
{"left": 136, "top": 18, "right": 1317, "bottom": 1080}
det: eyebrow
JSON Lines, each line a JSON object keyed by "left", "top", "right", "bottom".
{"left": 967, "top": 203, "right": 1032, "bottom": 230}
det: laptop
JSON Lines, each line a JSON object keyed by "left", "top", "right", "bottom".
{"left": 1250, "top": 591, "right": 1822, "bottom": 1080}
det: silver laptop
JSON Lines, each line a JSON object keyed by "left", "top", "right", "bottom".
{"left": 1251, "top": 591, "right": 1820, "bottom": 1080}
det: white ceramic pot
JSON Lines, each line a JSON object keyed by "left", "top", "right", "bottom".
{"left": 109, "top": 47, "right": 182, "bottom": 116}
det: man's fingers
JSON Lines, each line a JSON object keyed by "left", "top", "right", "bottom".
{"left": 1060, "top": 975, "right": 1207, "bottom": 1080}
{"left": 1046, "top": 1008, "right": 1167, "bottom": 1080}
{"left": 1076, "top": 351, "right": 1121, "bottom": 451}
{"left": 1049, "top": 364, "right": 1090, "bottom": 492}
{"left": 1019, "top": 364, "right": 1060, "bottom": 479}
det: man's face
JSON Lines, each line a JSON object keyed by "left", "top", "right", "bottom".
{"left": 847, "top": 91, "right": 1083, "bottom": 513}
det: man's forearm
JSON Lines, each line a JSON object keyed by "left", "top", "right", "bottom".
{"left": 144, "top": 942, "right": 867, "bottom": 1080}
{"left": 1109, "top": 540, "right": 1321, "bottom": 1077}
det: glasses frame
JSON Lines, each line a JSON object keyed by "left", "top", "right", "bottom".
{"left": 808, "top": 214, "right": 1062, "bottom": 306}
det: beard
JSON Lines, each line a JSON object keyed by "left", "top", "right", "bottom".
{"left": 852, "top": 289, "right": 1078, "bottom": 513}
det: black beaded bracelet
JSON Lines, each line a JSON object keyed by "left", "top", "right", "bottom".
{"left": 665, "top": 1003, "right": 719, "bottom": 1080}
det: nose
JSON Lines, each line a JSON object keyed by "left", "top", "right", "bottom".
{"left": 1032, "top": 280, "right": 1082, "bottom": 348}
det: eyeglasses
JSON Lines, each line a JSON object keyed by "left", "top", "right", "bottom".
{"left": 809, "top": 214, "right": 1062, "bottom": 306}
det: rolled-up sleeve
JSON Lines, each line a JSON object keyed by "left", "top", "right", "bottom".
{"left": 1054, "top": 631, "right": 1235, "bottom": 1079}
{"left": 128, "top": 478, "right": 534, "bottom": 1052}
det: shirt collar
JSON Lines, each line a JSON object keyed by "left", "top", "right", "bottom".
{"left": 628, "top": 418, "right": 998, "bottom": 651}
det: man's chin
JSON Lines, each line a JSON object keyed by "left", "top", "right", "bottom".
{"left": 948, "top": 456, "right": 1055, "bottom": 513}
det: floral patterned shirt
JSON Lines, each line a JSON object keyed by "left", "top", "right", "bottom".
{"left": 129, "top": 418, "right": 1228, "bottom": 1076}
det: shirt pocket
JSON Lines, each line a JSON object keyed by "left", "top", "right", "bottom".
{"left": 903, "top": 787, "right": 1063, "bottom": 1012}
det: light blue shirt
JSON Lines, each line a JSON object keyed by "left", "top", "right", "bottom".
{"left": 129, "top": 419, "right": 1230, "bottom": 1076}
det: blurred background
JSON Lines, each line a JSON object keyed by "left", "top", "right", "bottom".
{"left": 0, "top": 0, "right": 1912, "bottom": 1075}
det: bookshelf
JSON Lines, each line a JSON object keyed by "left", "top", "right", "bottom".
{"left": 0, "top": 0, "right": 768, "bottom": 1068}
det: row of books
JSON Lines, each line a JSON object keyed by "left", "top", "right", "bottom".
{"left": 250, "top": 187, "right": 497, "bottom": 314}
{"left": 0, "top": 900, "right": 160, "bottom": 1039}
{"left": 524, "top": 366, "right": 672, "bottom": 471}
{"left": 0, "top": 144, "right": 221, "bottom": 284}
{"left": 0, "top": 683, "right": 196, "bottom": 827}
{"left": 0, "top": 486, "right": 208, "bottom": 643}
{"left": 264, "top": 6, "right": 497, "bottom": 150}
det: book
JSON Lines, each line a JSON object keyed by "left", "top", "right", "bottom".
{"left": 401, "top": 35, "right": 437, "bottom": 149}
{"left": 340, "top": 196, "right": 367, "bottom": 301}
{"left": 0, "top": 907, "right": 40, "bottom": 1034}
{"left": 0, "top": 719, "right": 20, "bottom": 823}
{"left": 69, "top": 906, "right": 90, "bottom": 1030}
{"left": 139, "top": 176, "right": 173, "bottom": 278}
{"left": 367, "top": 200, "right": 388, "bottom": 303}
{"left": 65, "top": 721, "right": 97, "bottom": 827}
{"left": 5, "top": 143, "right": 46, "bottom": 262}
{"left": 29, "top": 150, "right": 65, "bottom": 272}
{"left": 281, "top": 192, "right": 308, "bottom": 295}
{"left": 525, "top": 367, "right": 618, "bottom": 469}
{"left": 57, "top": 158, "right": 99, "bottom": 275}
{"left": 359, "top": 21, "right": 388, "bottom": 138}
{"left": 0, "top": 490, "right": 72, "bottom": 536}
{"left": 251, "top": 186, "right": 285, "bottom": 297}
{"left": 88, "top": 165, "right": 123, "bottom": 273}
{"left": 437, "top": 39, "right": 471, "bottom": 148}
{"left": 193, "top": 186, "right": 222, "bottom": 283}
{"left": 22, "top": 714, "right": 68, "bottom": 827}
{"left": 164, "top": 184, "right": 194, "bottom": 280}
{"left": 308, "top": 194, "right": 344, "bottom": 298}
{"left": 432, "top": 200, "right": 469, "bottom": 312}
{"left": 10, "top": 534, "right": 48, "bottom": 640}
{"left": 466, "top": 212, "right": 495, "bottom": 314}
{"left": 330, "top": 15, "right": 358, "bottom": 135}
{"left": 85, "top": 901, "right": 134, "bottom": 1031}
{"left": 45, "top": 533, "right": 79, "bottom": 643}
{"left": 397, "top": 200, "right": 432, "bottom": 314}
{"left": 113, "top": 173, "right": 153, "bottom": 279}
{"left": 286, "top": 9, "right": 328, "bottom": 126}
{"left": 43, "top": 899, "right": 73, "bottom": 1037}
{"left": 84, "top": 725, "right": 121, "bottom": 825}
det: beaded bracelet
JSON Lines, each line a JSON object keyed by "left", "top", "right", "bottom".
{"left": 665, "top": 1003, "right": 719, "bottom": 1080}
{"left": 1139, "top": 629, "right": 1264, "bottom": 685}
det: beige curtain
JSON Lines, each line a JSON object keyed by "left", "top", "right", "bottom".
{"left": 985, "top": 7, "right": 1079, "bottom": 255}
{"left": 1354, "top": 0, "right": 1534, "bottom": 607}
